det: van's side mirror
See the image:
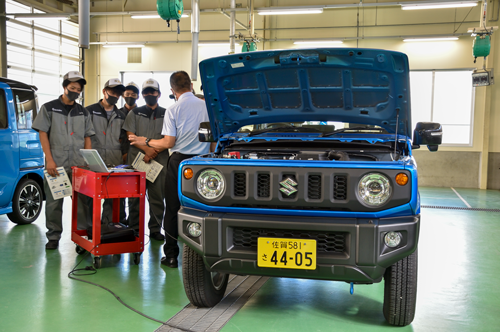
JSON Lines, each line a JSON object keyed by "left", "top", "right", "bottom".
{"left": 199, "top": 122, "right": 216, "bottom": 142}
{"left": 413, "top": 122, "right": 442, "bottom": 152}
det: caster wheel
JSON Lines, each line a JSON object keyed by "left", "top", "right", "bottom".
{"left": 75, "top": 245, "right": 86, "bottom": 255}
{"left": 133, "top": 253, "right": 141, "bottom": 265}
{"left": 93, "top": 257, "right": 102, "bottom": 269}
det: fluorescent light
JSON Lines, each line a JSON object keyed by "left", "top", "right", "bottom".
{"left": 103, "top": 44, "right": 146, "bottom": 48}
{"left": 403, "top": 37, "right": 459, "bottom": 42}
{"left": 198, "top": 43, "right": 240, "bottom": 47}
{"left": 131, "top": 15, "right": 160, "bottom": 19}
{"left": 131, "top": 14, "right": 189, "bottom": 19}
{"left": 12, "top": 13, "right": 70, "bottom": 20}
{"left": 401, "top": 2, "right": 477, "bottom": 10}
{"left": 294, "top": 40, "right": 343, "bottom": 45}
{"left": 258, "top": 8, "right": 323, "bottom": 15}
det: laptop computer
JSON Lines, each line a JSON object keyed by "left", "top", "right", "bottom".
{"left": 80, "top": 149, "right": 135, "bottom": 173}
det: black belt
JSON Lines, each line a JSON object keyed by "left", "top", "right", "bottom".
{"left": 172, "top": 152, "right": 197, "bottom": 158}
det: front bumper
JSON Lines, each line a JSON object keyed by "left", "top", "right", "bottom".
{"left": 178, "top": 207, "right": 419, "bottom": 283}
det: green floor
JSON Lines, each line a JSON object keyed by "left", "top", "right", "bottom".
{"left": 1, "top": 187, "right": 500, "bottom": 332}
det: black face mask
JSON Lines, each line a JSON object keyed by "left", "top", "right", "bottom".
{"left": 65, "top": 90, "right": 80, "bottom": 102}
{"left": 105, "top": 93, "right": 119, "bottom": 106}
{"left": 124, "top": 97, "right": 137, "bottom": 107}
{"left": 144, "top": 95, "right": 158, "bottom": 107}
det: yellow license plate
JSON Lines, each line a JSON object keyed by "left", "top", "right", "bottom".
{"left": 257, "top": 237, "right": 317, "bottom": 270}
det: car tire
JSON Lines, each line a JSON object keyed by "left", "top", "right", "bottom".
{"left": 383, "top": 249, "right": 418, "bottom": 326}
{"left": 182, "top": 244, "right": 229, "bottom": 307}
{"left": 7, "top": 178, "right": 43, "bottom": 225}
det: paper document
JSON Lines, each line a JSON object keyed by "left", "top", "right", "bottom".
{"left": 44, "top": 167, "right": 72, "bottom": 200}
{"left": 132, "top": 152, "right": 164, "bottom": 183}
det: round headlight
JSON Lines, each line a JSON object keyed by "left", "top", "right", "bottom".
{"left": 197, "top": 169, "right": 225, "bottom": 200}
{"left": 357, "top": 173, "right": 392, "bottom": 207}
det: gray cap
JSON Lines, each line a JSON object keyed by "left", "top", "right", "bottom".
{"left": 125, "top": 81, "right": 140, "bottom": 94}
{"left": 142, "top": 78, "right": 160, "bottom": 93}
{"left": 63, "top": 71, "right": 87, "bottom": 85}
{"left": 104, "top": 78, "right": 126, "bottom": 91}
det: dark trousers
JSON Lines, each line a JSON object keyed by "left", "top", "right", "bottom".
{"left": 163, "top": 152, "right": 196, "bottom": 258}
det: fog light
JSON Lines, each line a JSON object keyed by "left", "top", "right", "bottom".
{"left": 384, "top": 231, "right": 402, "bottom": 248}
{"left": 188, "top": 222, "right": 202, "bottom": 237}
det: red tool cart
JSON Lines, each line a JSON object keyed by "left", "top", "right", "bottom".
{"left": 71, "top": 166, "right": 146, "bottom": 269}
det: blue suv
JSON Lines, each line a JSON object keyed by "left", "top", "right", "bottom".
{"left": 177, "top": 49, "right": 443, "bottom": 326}
{"left": 0, "top": 77, "right": 44, "bottom": 225}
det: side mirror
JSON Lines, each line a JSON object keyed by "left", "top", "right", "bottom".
{"left": 199, "top": 122, "right": 216, "bottom": 142}
{"left": 413, "top": 122, "right": 442, "bottom": 152}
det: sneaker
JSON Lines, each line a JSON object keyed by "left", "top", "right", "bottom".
{"left": 45, "top": 240, "right": 59, "bottom": 250}
{"left": 150, "top": 232, "right": 165, "bottom": 241}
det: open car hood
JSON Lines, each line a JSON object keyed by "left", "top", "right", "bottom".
{"left": 199, "top": 48, "right": 411, "bottom": 139}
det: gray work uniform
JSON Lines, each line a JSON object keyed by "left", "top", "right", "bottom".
{"left": 32, "top": 96, "right": 95, "bottom": 241}
{"left": 122, "top": 105, "right": 169, "bottom": 233}
{"left": 86, "top": 101, "right": 127, "bottom": 224}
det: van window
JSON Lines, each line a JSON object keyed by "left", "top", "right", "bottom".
{"left": 12, "top": 88, "right": 37, "bottom": 129}
{"left": 0, "top": 89, "right": 7, "bottom": 129}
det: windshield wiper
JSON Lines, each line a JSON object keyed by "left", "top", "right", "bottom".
{"left": 321, "top": 126, "right": 385, "bottom": 137}
{"left": 247, "top": 126, "right": 322, "bottom": 137}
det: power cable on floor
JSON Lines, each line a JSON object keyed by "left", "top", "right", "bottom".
{"left": 66, "top": 192, "right": 187, "bottom": 329}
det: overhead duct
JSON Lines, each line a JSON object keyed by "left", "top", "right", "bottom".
{"left": 79, "top": 0, "right": 90, "bottom": 49}
{"left": 191, "top": 0, "right": 200, "bottom": 81}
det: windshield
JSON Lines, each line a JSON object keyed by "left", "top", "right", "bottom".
{"left": 237, "top": 122, "right": 388, "bottom": 135}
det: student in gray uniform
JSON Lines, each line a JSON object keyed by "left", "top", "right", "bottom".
{"left": 122, "top": 79, "right": 168, "bottom": 241}
{"left": 32, "top": 71, "right": 95, "bottom": 250}
{"left": 118, "top": 82, "right": 140, "bottom": 225}
{"left": 85, "top": 78, "right": 127, "bottom": 225}
{"left": 119, "top": 82, "right": 140, "bottom": 164}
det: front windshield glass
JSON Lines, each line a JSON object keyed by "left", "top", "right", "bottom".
{"left": 237, "top": 122, "right": 388, "bottom": 134}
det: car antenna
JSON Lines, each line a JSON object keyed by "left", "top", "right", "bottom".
{"left": 394, "top": 109, "right": 399, "bottom": 161}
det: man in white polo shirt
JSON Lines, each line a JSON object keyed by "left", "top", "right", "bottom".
{"left": 129, "top": 71, "right": 210, "bottom": 268}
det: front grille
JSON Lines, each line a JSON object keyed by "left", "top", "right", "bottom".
{"left": 234, "top": 173, "right": 246, "bottom": 197}
{"left": 308, "top": 175, "right": 322, "bottom": 199}
{"left": 232, "top": 227, "right": 347, "bottom": 254}
{"left": 257, "top": 174, "right": 270, "bottom": 197}
{"left": 334, "top": 175, "right": 347, "bottom": 200}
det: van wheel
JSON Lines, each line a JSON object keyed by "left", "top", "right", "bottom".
{"left": 7, "top": 179, "right": 43, "bottom": 225}
{"left": 182, "top": 245, "right": 228, "bottom": 307}
{"left": 383, "top": 249, "right": 418, "bottom": 326}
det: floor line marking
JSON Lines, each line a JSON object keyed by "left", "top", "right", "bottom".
{"left": 450, "top": 187, "right": 472, "bottom": 208}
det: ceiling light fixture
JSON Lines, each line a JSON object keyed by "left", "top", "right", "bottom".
{"left": 103, "top": 43, "right": 146, "bottom": 48}
{"left": 401, "top": 2, "right": 478, "bottom": 10}
{"left": 198, "top": 43, "right": 240, "bottom": 47}
{"left": 258, "top": 8, "right": 323, "bottom": 15}
{"left": 131, "top": 14, "right": 189, "bottom": 19}
{"left": 11, "top": 13, "right": 71, "bottom": 20}
{"left": 403, "top": 37, "right": 459, "bottom": 42}
{"left": 294, "top": 40, "right": 343, "bottom": 45}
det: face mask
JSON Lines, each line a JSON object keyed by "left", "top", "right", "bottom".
{"left": 144, "top": 95, "right": 158, "bottom": 107}
{"left": 124, "top": 97, "right": 137, "bottom": 107}
{"left": 105, "top": 93, "right": 119, "bottom": 106}
{"left": 65, "top": 90, "right": 80, "bottom": 102}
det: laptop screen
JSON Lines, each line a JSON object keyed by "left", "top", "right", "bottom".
{"left": 80, "top": 149, "right": 110, "bottom": 172}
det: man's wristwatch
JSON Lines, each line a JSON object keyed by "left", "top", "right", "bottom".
{"left": 145, "top": 138, "right": 152, "bottom": 147}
